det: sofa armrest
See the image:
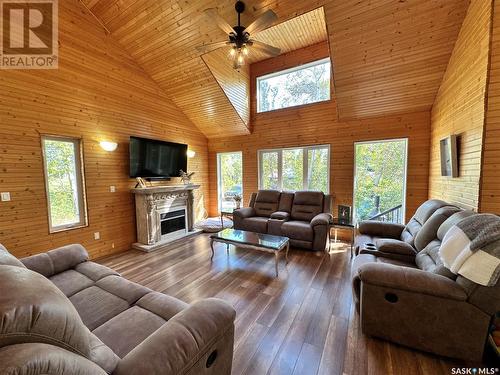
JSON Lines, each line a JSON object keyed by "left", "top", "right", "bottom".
{"left": 358, "top": 220, "right": 405, "bottom": 239}
{"left": 311, "top": 213, "right": 332, "bottom": 227}
{"left": 233, "top": 207, "right": 256, "bottom": 220}
{"left": 358, "top": 263, "right": 467, "bottom": 301}
{"left": 270, "top": 211, "right": 290, "bottom": 220}
{"left": 114, "top": 298, "right": 236, "bottom": 375}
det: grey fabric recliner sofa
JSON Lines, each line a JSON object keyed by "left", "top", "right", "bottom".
{"left": 0, "top": 243, "right": 236, "bottom": 375}
{"left": 233, "top": 190, "right": 333, "bottom": 251}
{"left": 351, "top": 200, "right": 500, "bottom": 362}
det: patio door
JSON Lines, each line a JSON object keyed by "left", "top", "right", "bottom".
{"left": 353, "top": 139, "right": 408, "bottom": 224}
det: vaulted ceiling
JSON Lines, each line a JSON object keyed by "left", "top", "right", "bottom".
{"left": 80, "top": 0, "right": 469, "bottom": 138}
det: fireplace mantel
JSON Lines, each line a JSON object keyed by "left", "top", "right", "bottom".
{"left": 131, "top": 184, "right": 201, "bottom": 252}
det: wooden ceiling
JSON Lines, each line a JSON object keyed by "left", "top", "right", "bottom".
{"left": 201, "top": 7, "right": 328, "bottom": 128}
{"left": 80, "top": 0, "right": 469, "bottom": 138}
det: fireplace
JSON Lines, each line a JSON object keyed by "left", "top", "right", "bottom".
{"left": 159, "top": 207, "right": 187, "bottom": 241}
{"left": 131, "top": 184, "right": 201, "bottom": 252}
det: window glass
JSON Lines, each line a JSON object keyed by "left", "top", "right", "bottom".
{"left": 217, "top": 152, "right": 243, "bottom": 211}
{"left": 258, "top": 145, "right": 329, "bottom": 193}
{"left": 42, "top": 136, "right": 87, "bottom": 232}
{"left": 257, "top": 58, "right": 331, "bottom": 113}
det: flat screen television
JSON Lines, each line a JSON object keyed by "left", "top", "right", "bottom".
{"left": 129, "top": 136, "right": 188, "bottom": 179}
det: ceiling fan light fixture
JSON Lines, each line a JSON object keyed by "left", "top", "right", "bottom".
{"left": 242, "top": 44, "right": 249, "bottom": 55}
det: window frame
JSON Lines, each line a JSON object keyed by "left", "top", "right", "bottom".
{"left": 41, "top": 135, "right": 88, "bottom": 233}
{"left": 352, "top": 138, "right": 408, "bottom": 224}
{"left": 257, "top": 144, "right": 330, "bottom": 193}
{"left": 256, "top": 57, "right": 332, "bottom": 113}
{"left": 216, "top": 151, "right": 243, "bottom": 212}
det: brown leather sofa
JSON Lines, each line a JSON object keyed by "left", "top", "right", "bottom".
{"left": 233, "top": 190, "right": 333, "bottom": 251}
{"left": 0, "top": 243, "right": 235, "bottom": 375}
{"left": 352, "top": 200, "right": 499, "bottom": 362}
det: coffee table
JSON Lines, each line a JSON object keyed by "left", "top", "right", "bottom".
{"left": 210, "top": 229, "right": 290, "bottom": 277}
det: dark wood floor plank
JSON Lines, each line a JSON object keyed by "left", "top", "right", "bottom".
{"left": 96, "top": 233, "right": 462, "bottom": 375}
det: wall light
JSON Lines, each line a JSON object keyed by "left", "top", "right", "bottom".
{"left": 187, "top": 149, "right": 196, "bottom": 158}
{"left": 100, "top": 141, "right": 118, "bottom": 152}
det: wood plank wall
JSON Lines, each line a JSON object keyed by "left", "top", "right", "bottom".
{"left": 480, "top": 0, "right": 500, "bottom": 213}
{"left": 208, "top": 42, "right": 431, "bottom": 222}
{"left": 428, "top": 0, "right": 492, "bottom": 211}
{"left": 0, "top": 1, "right": 209, "bottom": 259}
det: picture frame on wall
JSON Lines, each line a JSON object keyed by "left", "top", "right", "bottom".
{"left": 338, "top": 205, "right": 352, "bottom": 223}
{"left": 440, "top": 135, "right": 458, "bottom": 178}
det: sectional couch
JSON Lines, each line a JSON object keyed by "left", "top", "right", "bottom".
{"left": 352, "top": 199, "right": 500, "bottom": 362}
{"left": 0, "top": 244, "right": 235, "bottom": 375}
{"left": 233, "top": 190, "right": 333, "bottom": 251}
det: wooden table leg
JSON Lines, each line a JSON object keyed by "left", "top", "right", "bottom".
{"left": 285, "top": 242, "right": 289, "bottom": 264}
{"left": 210, "top": 239, "right": 215, "bottom": 260}
{"left": 275, "top": 252, "right": 279, "bottom": 277}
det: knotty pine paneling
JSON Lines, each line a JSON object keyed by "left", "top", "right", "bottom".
{"left": 480, "top": 0, "right": 500, "bottom": 213}
{"left": 428, "top": 0, "right": 491, "bottom": 211}
{"left": 81, "top": 0, "right": 468, "bottom": 137}
{"left": 207, "top": 44, "right": 431, "bottom": 223}
{"left": 0, "top": 1, "right": 209, "bottom": 259}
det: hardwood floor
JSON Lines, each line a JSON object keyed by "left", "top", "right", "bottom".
{"left": 97, "top": 233, "right": 463, "bottom": 375}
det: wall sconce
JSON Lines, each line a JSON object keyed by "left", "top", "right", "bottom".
{"left": 187, "top": 149, "right": 196, "bottom": 158}
{"left": 100, "top": 141, "right": 118, "bottom": 152}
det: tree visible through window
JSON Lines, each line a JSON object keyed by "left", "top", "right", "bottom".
{"left": 259, "top": 145, "right": 329, "bottom": 193}
{"left": 257, "top": 58, "right": 331, "bottom": 113}
{"left": 217, "top": 152, "right": 243, "bottom": 211}
{"left": 42, "top": 136, "right": 87, "bottom": 232}
{"left": 353, "top": 139, "right": 408, "bottom": 224}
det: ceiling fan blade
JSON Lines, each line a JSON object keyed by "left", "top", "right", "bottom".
{"left": 203, "top": 8, "right": 235, "bottom": 35}
{"left": 196, "top": 41, "right": 230, "bottom": 54}
{"left": 244, "top": 9, "right": 278, "bottom": 35}
{"left": 250, "top": 40, "right": 281, "bottom": 56}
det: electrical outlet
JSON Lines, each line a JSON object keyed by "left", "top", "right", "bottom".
{"left": 1, "top": 192, "right": 11, "bottom": 202}
{"left": 94, "top": 232, "right": 100, "bottom": 240}
{"left": 110, "top": 186, "right": 116, "bottom": 193}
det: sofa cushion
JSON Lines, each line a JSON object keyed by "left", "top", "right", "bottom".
{"left": 0, "top": 265, "right": 92, "bottom": 357}
{"left": 375, "top": 239, "right": 417, "bottom": 256}
{"left": 96, "top": 275, "right": 150, "bottom": 305}
{"left": 93, "top": 306, "right": 166, "bottom": 358}
{"left": 281, "top": 220, "right": 313, "bottom": 241}
{"left": 413, "top": 206, "right": 460, "bottom": 251}
{"left": 400, "top": 199, "right": 448, "bottom": 246}
{"left": 70, "top": 286, "right": 130, "bottom": 331}
{"left": 415, "top": 239, "right": 456, "bottom": 279}
{"left": 291, "top": 191, "right": 324, "bottom": 221}
{"left": 50, "top": 270, "right": 95, "bottom": 297}
{"left": 136, "top": 292, "right": 188, "bottom": 321}
{"left": 88, "top": 331, "right": 120, "bottom": 373}
{"left": 278, "top": 192, "right": 294, "bottom": 212}
{"left": 75, "top": 262, "right": 119, "bottom": 282}
{"left": 254, "top": 190, "right": 280, "bottom": 217}
{"left": 0, "top": 244, "right": 26, "bottom": 268}
{"left": 239, "top": 217, "right": 268, "bottom": 233}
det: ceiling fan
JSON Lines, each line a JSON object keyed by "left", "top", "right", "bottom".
{"left": 197, "top": 1, "right": 281, "bottom": 69}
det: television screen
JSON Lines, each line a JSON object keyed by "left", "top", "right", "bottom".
{"left": 129, "top": 136, "right": 188, "bottom": 178}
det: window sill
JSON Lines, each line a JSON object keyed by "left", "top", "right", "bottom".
{"left": 256, "top": 98, "right": 332, "bottom": 115}
{"left": 49, "top": 223, "right": 88, "bottom": 234}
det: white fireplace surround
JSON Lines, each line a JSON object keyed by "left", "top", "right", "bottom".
{"left": 131, "top": 184, "right": 201, "bottom": 252}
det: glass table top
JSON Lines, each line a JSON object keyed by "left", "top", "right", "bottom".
{"left": 210, "top": 229, "right": 289, "bottom": 250}
{"left": 331, "top": 218, "right": 355, "bottom": 227}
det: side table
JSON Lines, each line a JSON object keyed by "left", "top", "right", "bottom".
{"left": 329, "top": 219, "right": 355, "bottom": 257}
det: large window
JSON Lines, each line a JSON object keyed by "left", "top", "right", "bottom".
{"left": 353, "top": 139, "right": 408, "bottom": 224}
{"left": 42, "top": 136, "right": 87, "bottom": 232}
{"left": 259, "top": 145, "right": 329, "bottom": 193}
{"left": 217, "top": 152, "right": 243, "bottom": 211}
{"left": 257, "top": 58, "right": 331, "bottom": 113}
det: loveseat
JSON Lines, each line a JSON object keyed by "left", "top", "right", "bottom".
{"left": 0, "top": 243, "right": 235, "bottom": 375}
{"left": 351, "top": 200, "right": 500, "bottom": 362}
{"left": 233, "top": 190, "right": 333, "bottom": 251}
